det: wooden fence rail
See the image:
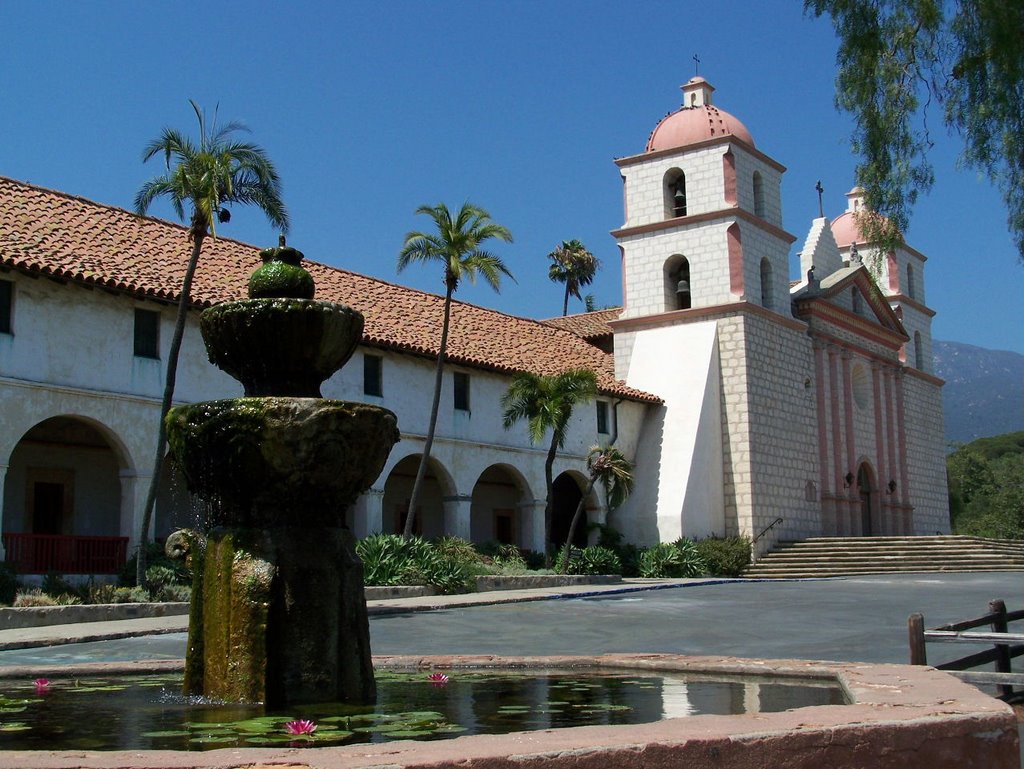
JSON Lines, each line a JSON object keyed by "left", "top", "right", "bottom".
{"left": 909, "top": 598, "right": 1024, "bottom": 700}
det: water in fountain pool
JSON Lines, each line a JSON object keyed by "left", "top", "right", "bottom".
{"left": 0, "top": 670, "right": 845, "bottom": 751}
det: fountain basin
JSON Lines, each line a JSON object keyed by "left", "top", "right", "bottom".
{"left": 166, "top": 398, "right": 398, "bottom": 528}
{"left": 0, "top": 654, "right": 1014, "bottom": 768}
{"left": 200, "top": 299, "right": 363, "bottom": 397}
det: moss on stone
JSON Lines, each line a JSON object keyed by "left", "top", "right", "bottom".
{"left": 248, "top": 260, "right": 315, "bottom": 300}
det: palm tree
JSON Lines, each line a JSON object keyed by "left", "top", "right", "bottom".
{"left": 560, "top": 445, "right": 634, "bottom": 574}
{"left": 501, "top": 369, "right": 598, "bottom": 562}
{"left": 547, "top": 240, "right": 600, "bottom": 316}
{"left": 397, "top": 202, "right": 513, "bottom": 538}
{"left": 133, "top": 101, "right": 288, "bottom": 583}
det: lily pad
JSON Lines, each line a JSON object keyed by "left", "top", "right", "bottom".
{"left": 142, "top": 730, "right": 192, "bottom": 738}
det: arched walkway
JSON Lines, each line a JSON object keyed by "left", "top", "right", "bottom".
{"left": 3, "top": 416, "right": 131, "bottom": 574}
{"left": 382, "top": 454, "right": 453, "bottom": 539}
{"left": 470, "top": 464, "right": 529, "bottom": 546}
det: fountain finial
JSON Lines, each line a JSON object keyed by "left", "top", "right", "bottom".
{"left": 249, "top": 240, "right": 315, "bottom": 299}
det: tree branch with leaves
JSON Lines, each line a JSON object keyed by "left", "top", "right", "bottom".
{"left": 807, "top": 0, "right": 1024, "bottom": 261}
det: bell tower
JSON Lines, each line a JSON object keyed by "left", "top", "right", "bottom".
{"left": 607, "top": 79, "right": 807, "bottom": 550}
{"left": 612, "top": 77, "right": 793, "bottom": 322}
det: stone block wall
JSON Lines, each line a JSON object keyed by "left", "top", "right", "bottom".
{"left": 734, "top": 312, "right": 820, "bottom": 547}
{"left": 902, "top": 373, "right": 950, "bottom": 534}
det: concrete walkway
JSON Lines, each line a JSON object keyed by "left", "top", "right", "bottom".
{"left": 0, "top": 577, "right": 710, "bottom": 651}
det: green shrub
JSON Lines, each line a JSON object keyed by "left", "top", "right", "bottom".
{"left": 491, "top": 544, "right": 528, "bottom": 572}
{"left": 120, "top": 542, "right": 189, "bottom": 588}
{"left": 638, "top": 540, "right": 707, "bottom": 578}
{"left": 154, "top": 584, "right": 191, "bottom": 602}
{"left": 638, "top": 543, "right": 680, "bottom": 577}
{"left": 110, "top": 586, "right": 150, "bottom": 604}
{"left": 671, "top": 537, "right": 708, "bottom": 576}
{"left": 88, "top": 582, "right": 119, "bottom": 605}
{"left": 143, "top": 566, "right": 181, "bottom": 595}
{"left": 356, "top": 534, "right": 474, "bottom": 594}
{"left": 556, "top": 545, "right": 623, "bottom": 575}
{"left": 42, "top": 572, "right": 84, "bottom": 601}
{"left": 594, "top": 524, "right": 641, "bottom": 577}
{"left": 13, "top": 589, "right": 57, "bottom": 607}
{"left": 0, "top": 563, "right": 18, "bottom": 605}
{"left": 695, "top": 536, "right": 751, "bottom": 576}
{"left": 433, "top": 536, "right": 484, "bottom": 565}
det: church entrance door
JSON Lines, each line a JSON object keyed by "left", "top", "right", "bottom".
{"left": 857, "top": 464, "right": 873, "bottom": 536}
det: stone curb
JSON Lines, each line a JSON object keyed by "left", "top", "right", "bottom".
{"left": 0, "top": 602, "right": 189, "bottom": 631}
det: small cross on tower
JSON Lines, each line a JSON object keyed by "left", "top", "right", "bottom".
{"left": 815, "top": 180, "right": 824, "bottom": 218}
{"left": 693, "top": 54, "right": 701, "bottom": 77}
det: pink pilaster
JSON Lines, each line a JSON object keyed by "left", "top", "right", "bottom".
{"left": 727, "top": 223, "right": 744, "bottom": 298}
{"left": 895, "top": 369, "right": 912, "bottom": 533}
{"left": 871, "top": 361, "right": 887, "bottom": 534}
{"left": 841, "top": 350, "right": 858, "bottom": 534}
{"left": 827, "top": 345, "right": 846, "bottom": 535}
{"left": 813, "top": 340, "right": 834, "bottom": 534}
{"left": 723, "top": 149, "right": 737, "bottom": 206}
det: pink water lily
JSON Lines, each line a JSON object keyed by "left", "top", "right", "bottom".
{"left": 284, "top": 719, "right": 317, "bottom": 736}
{"left": 33, "top": 678, "right": 50, "bottom": 692}
{"left": 427, "top": 672, "right": 449, "bottom": 687}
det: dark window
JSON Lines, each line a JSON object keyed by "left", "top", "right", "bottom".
{"left": 596, "top": 401, "right": 609, "bottom": 434}
{"left": 363, "top": 354, "right": 383, "bottom": 397}
{"left": 453, "top": 371, "right": 470, "bottom": 411}
{"left": 0, "top": 281, "right": 11, "bottom": 334}
{"left": 133, "top": 309, "right": 160, "bottom": 359}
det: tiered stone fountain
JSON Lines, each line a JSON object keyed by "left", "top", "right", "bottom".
{"left": 165, "top": 239, "right": 399, "bottom": 707}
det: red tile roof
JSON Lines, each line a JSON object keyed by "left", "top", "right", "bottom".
{"left": 0, "top": 177, "right": 659, "bottom": 403}
{"left": 541, "top": 308, "right": 622, "bottom": 339}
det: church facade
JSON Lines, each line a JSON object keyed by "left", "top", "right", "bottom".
{"left": 0, "top": 77, "right": 948, "bottom": 575}
{"left": 604, "top": 77, "right": 948, "bottom": 551}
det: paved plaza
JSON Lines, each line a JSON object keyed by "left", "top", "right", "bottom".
{"left": 1, "top": 573, "right": 1022, "bottom": 669}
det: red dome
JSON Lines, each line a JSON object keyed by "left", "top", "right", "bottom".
{"left": 830, "top": 211, "right": 862, "bottom": 248}
{"left": 646, "top": 104, "right": 755, "bottom": 152}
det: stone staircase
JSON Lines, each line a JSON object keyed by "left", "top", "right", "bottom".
{"left": 744, "top": 536, "right": 1024, "bottom": 579}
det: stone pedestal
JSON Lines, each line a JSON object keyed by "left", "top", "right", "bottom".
{"left": 186, "top": 525, "right": 375, "bottom": 707}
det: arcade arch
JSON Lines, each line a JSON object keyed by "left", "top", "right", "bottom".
{"left": 550, "top": 470, "right": 599, "bottom": 552}
{"left": 3, "top": 415, "right": 132, "bottom": 573}
{"left": 470, "top": 464, "right": 530, "bottom": 546}
{"left": 382, "top": 453, "right": 454, "bottom": 539}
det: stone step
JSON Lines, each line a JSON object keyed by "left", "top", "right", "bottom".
{"left": 754, "top": 561, "right": 1024, "bottom": 572}
{"left": 744, "top": 536, "right": 1024, "bottom": 578}
{"left": 744, "top": 568, "right": 1024, "bottom": 579}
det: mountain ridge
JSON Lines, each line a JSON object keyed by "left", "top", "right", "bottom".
{"left": 933, "top": 340, "right": 1024, "bottom": 444}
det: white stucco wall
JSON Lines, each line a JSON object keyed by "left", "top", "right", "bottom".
{"left": 616, "top": 320, "right": 725, "bottom": 543}
{"left": 0, "top": 271, "right": 649, "bottom": 556}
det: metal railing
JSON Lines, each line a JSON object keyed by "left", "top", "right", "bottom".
{"left": 752, "top": 517, "right": 784, "bottom": 545}
{"left": 2, "top": 533, "right": 129, "bottom": 574}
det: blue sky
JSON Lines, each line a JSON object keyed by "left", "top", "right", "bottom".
{"left": 2, "top": 1, "right": 1021, "bottom": 354}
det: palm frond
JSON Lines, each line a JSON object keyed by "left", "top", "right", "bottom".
{"left": 136, "top": 100, "right": 288, "bottom": 233}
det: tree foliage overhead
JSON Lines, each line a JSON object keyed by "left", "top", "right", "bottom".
{"left": 806, "top": 0, "right": 1024, "bottom": 261}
